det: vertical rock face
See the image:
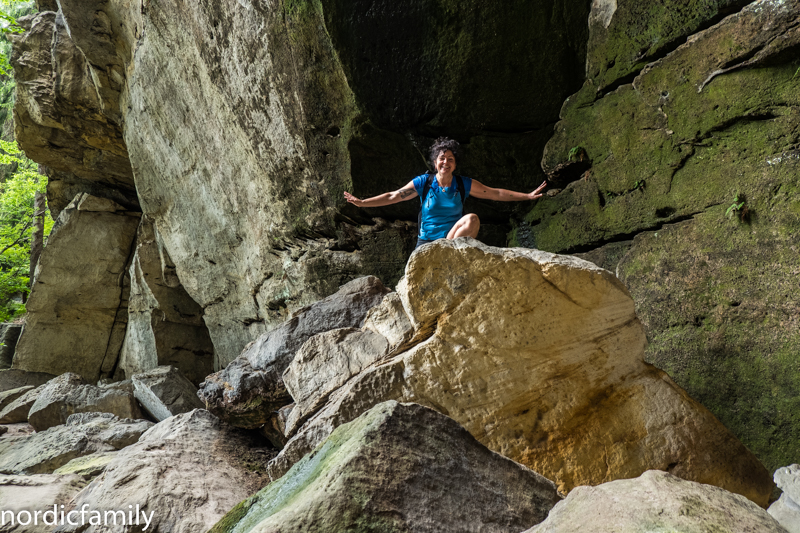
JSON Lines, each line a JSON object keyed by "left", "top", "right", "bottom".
{"left": 118, "top": 217, "right": 215, "bottom": 384}
{"left": 12, "top": 195, "right": 140, "bottom": 382}
{"left": 517, "top": 0, "right": 800, "bottom": 473}
{"left": 12, "top": 0, "right": 591, "bottom": 365}
{"left": 10, "top": 11, "right": 137, "bottom": 215}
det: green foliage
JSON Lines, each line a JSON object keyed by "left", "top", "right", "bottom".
{"left": 0, "top": 139, "right": 51, "bottom": 322}
{"left": 725, "top": 194, "right": 746, "bottom": 219}
{"left": 567, "top": 146, "right": 586, "bottom": 162}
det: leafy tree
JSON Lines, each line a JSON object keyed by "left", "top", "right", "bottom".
{"left": 0, "top": 140, "right": 51, "bottom": 322}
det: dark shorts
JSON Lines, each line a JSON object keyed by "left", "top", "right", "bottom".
{"left": 415, "top": 238, "right": 436, "bottom": 250}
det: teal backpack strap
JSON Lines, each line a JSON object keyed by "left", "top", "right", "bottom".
{"left": 417, "top": 173, "right": 435, "bottom": 233}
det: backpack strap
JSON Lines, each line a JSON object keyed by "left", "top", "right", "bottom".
{"left": 454, "top": 174, "right": 466, "bottom": 205}
{"left": 418, "top": 173, "right": 435, "bottom": 230}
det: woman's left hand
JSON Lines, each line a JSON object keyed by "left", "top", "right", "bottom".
{"left": 527, "top": 181, "right": 548, "bottom": 200}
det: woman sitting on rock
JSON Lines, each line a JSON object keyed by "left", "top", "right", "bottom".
{"left": 344, "top": 137, "right": 548, "bottom": 249}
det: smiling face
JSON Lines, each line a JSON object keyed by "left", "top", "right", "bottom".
{"left": 435, "top": 149, "right": 456, "bottom": 176}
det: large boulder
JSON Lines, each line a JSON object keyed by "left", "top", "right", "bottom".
{"left": 27, "top": 373, "right": 143, "bottom": 431}
{"left": 210, "top": 401, "right": 560, "bottom": 533}
{"left": 197, "top": 276, "right": 390, "bottom": 429}
{"left": 117, "top": 217, "right": 215, "bottom": 385}
{"left": 769, "top": 465, "right": 800, "bottom": 533}
{"left": 524, "top": 470, "right": 787, "bottom": 533}
{"left": 270, "top": 239, "right": 773, "bottom": 507}
{"left": 132, "top": 366, "right": 204, "bottom": 422}
{"left": 12, "top": 195, "right": 141, "bottom": 383}
{"left": 54, "top": 409, "right": 270, "bottom": 533}
{"left": 519, "top": 0, "right": 800, "bottom": 475}
{"left": 0, "top": 474, "right": 88, "bottom": 533}
{"left": 0, "top": 412, "right": 152, "bottom": 475}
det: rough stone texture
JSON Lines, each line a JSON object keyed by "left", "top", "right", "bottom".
{"left": 27, "top": 373, "right": 143, "bottom": 431}
{"left": 515, "top": 0, "right": 800, "bottom": 475}
{"left": 283, "top": 327, "right": 389, "bottom": 435}
{"left": 270, "top": 240, "right": 773, "bottom": 507}
{"left": 11, "top": 195, "right": 140, "bottom": 383}
{"left": 0, "top": 474, "right": 88, "bottom": 533}
{"left": 198, "top": 276, "right": 390, "bottom": 429}
{"left": 9, "top": 11, "right": 137, "bottom": 214}
{"left": 525, "top": 470, "right": 788, "bottom": 533}
{"left": 0, "top": 369, "right": 54, "bottom": 392}
{"left": 0, "top": 324, "right": 22, "bottom": 369}
{"left": 210, "top": 401, "right": 560, "bottom": 533}
{"left": 132, "top": 366, "right": 204, "bottom": 422}
{"left": 0, "top": 385, "right": 41, "bottom": 424}
{"left": 118, "top": 217, "right": 215, "bottom": 384}
{"left": 52, "top": 451, "right": 117, "bottom": 479}
{"left": 362, "top": 291, "right": 415, "bottom": 354}
{"left": 55, "top": 409, "right": 270, "bottom": 533}
{"left": 0, "top": 412, "right": 152, "bottom": 475}
{"left": 8, "top": 0, "right": 589, "bottom": 367}
{"left": 769, "top": 465, "right": 800, "bottom": 533}
{"left": 0, "top": 387, "right": 33, "bottom": 413}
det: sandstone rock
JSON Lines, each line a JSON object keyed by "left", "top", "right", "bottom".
{"left": 283, "top": 327, "right": 389, "bottom": 435}
{"left": 0, "top": 474, "right": 88, "bottom": 533}
{"left": 12, "top": 195, "right": 141, "bottom": 383}
{"left": 132, "top": 366, "right": 204, "bottom": 422}
{"left": 9, "top": 12, "right": 136, "bottom": 212}
{"left": 52, "top": 451, "right": 117, "bottom": 479}
{"left": 362, "top": 291, "right": 415, "bottom": 354}
{"left": 524, "top": 470, "right": 787, "bottom": 533}
{"left": 521, "top": 0, "right": 800, "bottom": 475}
{"left": 769, "top": 465, "right": 800, "bottom": 533}
{"left": 55, "top": 409, "right": 270, "bottom": 533}
{"left": 0, "top": 386, "right": 33, "bottom": 412}
{"left": 198, "top": 276, "right": 390, "bottom": 429}
{"left": 117, "top": 217, "right": 215, "bottom": 385}
{"left": 0, "top": 412, "right": 152, "bottom": 474}
{"left": 0, "top": 369, "right": 54, "bottom": 393}
{"left": 27, "top": 373, "right": 143, "bottom": 431}
{"left": 0, "top": 324, "right": 22, "bottom": 369}
{"left": 210, "top": 401, "right": 560, "bottom": 533}
{"left": 270, "top": 240, "right": 773, "bottom": 507}
{"left": 0, "top": 386, "right": 42, "bottom": 424}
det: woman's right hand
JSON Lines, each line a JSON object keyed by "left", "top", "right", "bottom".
{"left": 344, "top": 192, "right": 364, "bottom": 207}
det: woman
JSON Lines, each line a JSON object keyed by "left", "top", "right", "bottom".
{"left": 343, "top": 137, "right": 547, "bottom": 248}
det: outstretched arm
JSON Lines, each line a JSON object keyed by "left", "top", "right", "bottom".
{"left": 344, "top": 181, "right": 418, "bottom": 208}
{"left": 470, "top": 180, "right": 547, "bottom": 201}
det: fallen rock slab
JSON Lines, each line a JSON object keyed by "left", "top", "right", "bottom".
{"left": 271, "top": 239, "right": 773, "bottom": 507}
{"left": 0, "top": 369, "right": 54, "bottom": 393}
{"left": 53, "top": 451, "right": 117, "bottom": 479}
{"left": 0, "top": 385, "right": 43, "bottom": 424}
{"left": 27, "top": 373, "right": 143, "bottom": 431}
{"left": 132, "top": 365, "right": 203, "bottom": 421}
{"left": 210, "top": 401, "right": 560, "bottom": 533}
{"left": 525, "top": 470, "right": 787, "bottom": 533}
{"left": 197, "top": 276, "right": 390, "bottom": 429}
{"left": 0, "top": 474, "right": 88, "bottom": 533}
{"left": 55, "top": 409, "right": 270, "bottom": 533}
{"left": 0, "top": 386, "right": 34, "bottom": 412}
{"left": 769, "top": 465, "right": 800, "bottom": 533}
{"left": 0, "top": 413, "right": 152, "bottom": 475}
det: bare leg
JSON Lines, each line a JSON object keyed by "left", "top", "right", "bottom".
{"left": 447, "top": 213, "right": 480, "bottom": 239}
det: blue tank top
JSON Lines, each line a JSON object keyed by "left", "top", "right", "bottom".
{"left": 412, "top": 174, "right": 472, "bottom": 240}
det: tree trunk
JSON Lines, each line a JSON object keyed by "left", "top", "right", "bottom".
{"left": 29, "top": 190, "right": 45, "bottom": 290}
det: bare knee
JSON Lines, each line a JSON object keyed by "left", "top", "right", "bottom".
{"left": 449, "top": 213, "right": 480, "bottom": 239}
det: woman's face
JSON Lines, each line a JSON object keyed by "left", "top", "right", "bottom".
{"left": 435, "top": 150, "right": 456, "bottom": 175}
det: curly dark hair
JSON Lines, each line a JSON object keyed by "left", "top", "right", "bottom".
{"left": 429, "top": 137, "right": 461, "bottom": 169}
